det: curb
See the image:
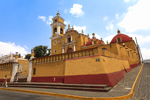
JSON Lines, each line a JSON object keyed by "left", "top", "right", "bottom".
{"left": 0, "top": 63, "right": 144, "bottom": 100}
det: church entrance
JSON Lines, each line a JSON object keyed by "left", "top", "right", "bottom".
{"left": 67, "top": 48, "right": 73, "bottom": 53}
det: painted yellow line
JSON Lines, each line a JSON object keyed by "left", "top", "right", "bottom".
{"left": 0, "top": 63, "right": 144, "bottom": 100}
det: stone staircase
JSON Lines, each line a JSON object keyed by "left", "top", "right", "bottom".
{"left": 3, "top": 82, "right": 112, "bottom": 92}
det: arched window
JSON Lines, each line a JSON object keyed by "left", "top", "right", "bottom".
{"left": 60, "top": 28, "right": 63, "bottom": 34}
{"left": 117, "top": 38, "right": 121, "bottom": 43}
{"left": 94, "top": 41, "right": 96, "bottom": 44}
{"left": 54, "top": 28, "right": 57, "bottom": 34}
{"left": 55, "top": 19, "right": 57, "bottom": 22}
{"left": 102, "top": 48, "right": 107, "bottom": 51}
{"left": 68, "top": 37, "right": 71, "bottom": 43}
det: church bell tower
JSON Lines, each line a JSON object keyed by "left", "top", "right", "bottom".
{"left": 50, "top": 11, "right": 66, "bottom": 55}
{"left": 50, "top": 11, "right": 66, "bottom": 37}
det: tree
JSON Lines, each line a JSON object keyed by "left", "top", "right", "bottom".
{"left": 25, "top": 54, "right": 31, "bottom": 60}
{"left": 33, "top": 45, "right": 51, "bottom": 57}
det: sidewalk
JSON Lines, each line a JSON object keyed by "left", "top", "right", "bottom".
{"left": 0, "top": 64, "right": 143, "bottom": 99}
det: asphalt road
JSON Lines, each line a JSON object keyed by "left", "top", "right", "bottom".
{"left": 0, "top": 90, "right": 75, "bottom": 100}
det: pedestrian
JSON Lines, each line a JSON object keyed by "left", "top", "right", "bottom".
{"left": 2, "top": 75, "right": 8, "bottom": 87}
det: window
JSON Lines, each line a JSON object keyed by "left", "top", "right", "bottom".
{"left": 128, "top": 51, "right": 130, "bottom": 57}
{"left": 96, "top": 58, "right": 100, "bottom": 61}
{"left": 94, "top": 41, "right": 96, "bottom": 44}
{"left": 54, "top": 28, "right": 57, "bottom": 34}
{"left": 54, "top": 50, "right": 56, "bottom": 53}
{"left": 117, "top": 38, "right": 121, "bottom": 43}
{"left": 60, "top": 28, "right": 63, "bottom": 34}
{"left": 132, "top": 53, "right": 134, "bottom": 58}
{"left": 33, "top": 68, "right": 36, "bottom": 75}
{"left": 55, "top": 19, "right": 57, "bottom": 22}
{"left": 102, "top": 48, "right": 107, "bottom": 51}
{"left": 68, "top": 37, "right": 71, "bottom": 43}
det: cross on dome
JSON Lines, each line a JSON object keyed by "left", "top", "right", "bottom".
{"left": 92, "top": 33, "right": 95, "bottom": 38}
{"left": 117, "top": 29, "right": 120, "bottom": 34}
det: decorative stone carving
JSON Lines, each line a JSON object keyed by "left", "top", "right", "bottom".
{"left": 73, "top": 37, "right": 75, "bottom": 41}
{"left": 58, "top": 40, "right": 61, "bottom": 44}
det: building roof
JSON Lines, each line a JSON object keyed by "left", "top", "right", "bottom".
{"left": 110, "top": 33, "right": 132, "bottom": 43}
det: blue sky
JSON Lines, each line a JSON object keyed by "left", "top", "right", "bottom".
{"left": 0, "top": 0, "right": 150, "bottom": 59}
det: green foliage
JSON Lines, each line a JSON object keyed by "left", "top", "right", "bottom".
{"left": 33, "top": 45, "right": 51, "bottom": 57}
{"left": 25, "top": 54, "right": 31, "bottom": 60}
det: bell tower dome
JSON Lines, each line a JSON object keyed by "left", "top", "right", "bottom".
{"left": 50, "top": 11, "right": 66, "bottom": 37}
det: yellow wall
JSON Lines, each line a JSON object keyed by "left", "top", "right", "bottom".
{"left": 101, "top": 56, "right": 130, "bottom": 73}
{"left": 64, "top": 55, "right": 130, "bottom": 76}
{"left": 32, "top": 61, "right": 65, "bottom": 77}
{"left": 18, "top": 59, "right": 29, "bottom": 76}
{"left": 65, "top": 56, "right": 105, "bottom": 75}
{"left": 0, "top": 63, "right": 13, "bottom": 79}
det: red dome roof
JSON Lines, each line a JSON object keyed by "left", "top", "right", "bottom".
{"left": 111, "top": 33, "right": 132, "bottom": 43}
{"left": 86, "top": 38, "right": 102, "bottom": 46}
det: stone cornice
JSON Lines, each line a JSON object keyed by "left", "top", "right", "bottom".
{"left": 52, "top": 16, "right": 64, "bottom": 22}
{"left": 50, "top": 35, "right": 61, "bottom": 40}
{"left": 61, "top": 40, "right": 77, "bottom": 46}
{"left": 51, "top": 21, "right": 66, "bottom": 28}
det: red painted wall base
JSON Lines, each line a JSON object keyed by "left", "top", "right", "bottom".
{"left": 31, "top": 76, "right": 64, "bottom": 83}
{"left": 64, "top": 69, "right": 126, "bottom": 87}
{"left": 0, "top": 79, "right": 10, "bottom": 82}
{"left": 130, "top": 63, "right": 140, "bottom": 68}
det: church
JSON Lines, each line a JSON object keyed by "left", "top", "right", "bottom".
{"left": 29, "top": 12, "right": 141, "bottom": 87}
{"left": 0, "top": 12, "right": 141, "bottom": 87}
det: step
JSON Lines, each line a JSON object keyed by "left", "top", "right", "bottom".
{"left": 8, "top": 85, "right": 112, "bottom": 92}
{"left": 8, "top": 83, "right": 108, "bottom": 88}
{"left": 18, "top": 78, "right": 27, "bottom": 82}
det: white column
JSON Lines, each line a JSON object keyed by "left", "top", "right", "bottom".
{"left": 10, "top": 63, "right": 18, "bottom": 83}
{"left": 74, "top": 45, "right": 76, "bottom": 51}
{"left": 52, "top": 27, "right": 53, "bottom": 35}
{"left": 57, "top": 25, "right": 60, "bottom": 35}
{"left": 62, "top": 48, "right": 64, "bottom": 53}
{"left": 71, "top": 35, "right": 72, "bottom": 41}
{"left": 27, "top": 60, "right": 32, "bottom": 82}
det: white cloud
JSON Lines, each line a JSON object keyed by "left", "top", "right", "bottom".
{"left": 64, "top": 9, "right": 68, "bottom": 13}
{"left": 46, "top": 21, "right": 51, "bottom": 25}
{"left": 104, "top": 35, "right": 115, "bottom": 43}
{"left": 58, "top": 0, "right": 64, "bottom": 5}
{"left": 49, "top": 16, "right": 53, "bottom": 21}
{"left": 74, "top": 26, "right": 86, "bottom": 31}
{"left": 24, "top": 45, "right": 28, "bottom": 49}
{"left": 46, "top": 16, "right": 53, "bottom": 25}
{"left": 38, "top": 16, "right": 46, "bottom": 21}
{"left": 127, "top": 33, "right": 150, "bottom": 45}
{"left": 64, "top": 21, "right": 70, "bottom": 25}
{"left": 118, "top": 0, "right": 150, "bottom": 32}
{"left": 103, "top": 16, "right": 108, "bottom": 21}
{"left": 106, "top": 20, "right": 114, "bottom": 31}
{"left": 70, "top": 4, "right": 84, "bottom": 17}
{"left": 0, "top": 41, "right": 28, "bottom": 57}
{"left": 141, "top": 48, "right": 150, "bottom": 59}
{"left": 124, "top": 0, "right": 130, "bottom": 2}
{"left": 116, "top": 14, "right": 118, "bottom": 19}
